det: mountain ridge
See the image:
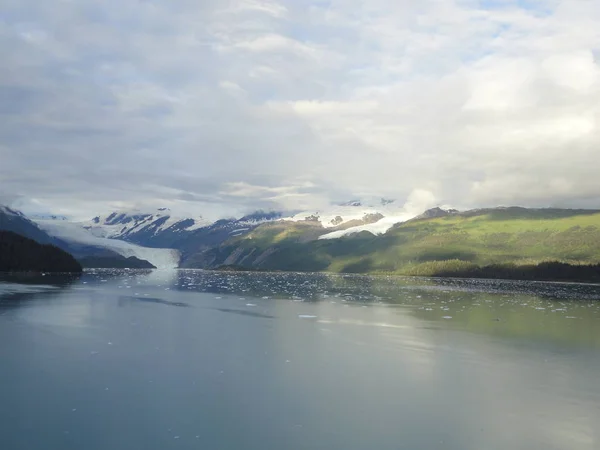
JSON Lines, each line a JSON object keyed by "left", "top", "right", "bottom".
{"left": 7, "top": 204, "right": 600, "bottom": 281}
{"left": 1, "top": 206, "right": 166, "bottom": 268}
{"left": 181, "top": 206, "right": 600, "bottom": 278}
{"left": 0, "top": 230, "right": 82, "bottom": 273}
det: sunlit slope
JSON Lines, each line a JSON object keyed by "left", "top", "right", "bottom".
{"left": 189, "top": 208, "right": 600, "bottom": 274}
{"left": 366, "top": 208, "right": 600, "bottom": 271}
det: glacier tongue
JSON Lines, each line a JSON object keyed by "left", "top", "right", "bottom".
{"left": 99, "top": 242, "right": 180, "bottom": 269}
{"left": 34, "top": 220, "right": 180, "bottom": 269}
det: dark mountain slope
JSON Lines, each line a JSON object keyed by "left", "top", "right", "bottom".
{"left": 0, "top": 206, "right": 54, "bottom": 244}
{"left": 0, "top": 231, "right": 82, "bottom": 273}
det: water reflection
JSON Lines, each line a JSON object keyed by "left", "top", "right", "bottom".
{"left": 117, "top": 295, "right": 190, "bottom": 308}
{"left": 0, "top": 273, "right": 81, "bottom": 312}
{"left": 62, "top": 269, "right": 600, "bottom": 350}
{"left": 2, "top": 269, "right": 600, "bottom": 450}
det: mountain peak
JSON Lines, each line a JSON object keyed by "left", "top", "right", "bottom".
{"left": 0, "top": 205, "right": 25, "bottom": 217}
{"left": 238, "top": 210, "right": 283, "bottom": 223}
{"left": 414, "top": 207, "right": 459, "bottom": 220}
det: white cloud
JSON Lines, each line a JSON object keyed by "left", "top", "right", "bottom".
{"left": 1, "top": 0, "right": 600, "bottom": 219}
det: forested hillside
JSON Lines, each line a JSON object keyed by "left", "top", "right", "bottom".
{"left": 0, "top": 231, "right": 82, "bottom": 273}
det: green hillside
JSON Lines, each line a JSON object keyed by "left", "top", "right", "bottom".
{"left": 185, "top": 208, "right": 600, "bottom": 279}
{"left": 335, "top": 207, "right": 600, "bottom": 275}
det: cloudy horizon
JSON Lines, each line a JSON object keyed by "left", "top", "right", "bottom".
{"left": 1, "top": 0, "right": 599, "bottom": 220}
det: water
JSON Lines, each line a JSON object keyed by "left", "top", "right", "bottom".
{"left": 1, "top": 270, "right": 600, "bottom": 450}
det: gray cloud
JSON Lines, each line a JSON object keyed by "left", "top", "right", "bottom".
{"left": 1, "top": 0, "right": 599, "bottom": 219}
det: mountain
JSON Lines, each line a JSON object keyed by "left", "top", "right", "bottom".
{"left": 168, "top": 211, "right": 285, "bottom": 262}
{"left": 0, "top": 231, "right": 82, "bottom": 273}
{"left": 83, "top": 208, "right": 211, "bottom": 248}
{"left": 411, "top": 207, "right": 459, "bottom": 221}
{"left": 60, "top": 209, "right": 281, "bottom": 261}
{"left": 1, "top": 205, "right": 171, "bottom": 268}
{"left": 0, "top": 205, "right": 55, "bottom": 244}
{"left": 33, "top": 208, "right": 285, "bottom": 267}
{"left": 282, "top": 200, "right": 415, "bottom": 238}
{"left": 182, "top": 207, "right": 600, "bottom": 279}
{"left": 36, "top": 200, "right": 414, "bottom": 263}
{"left": 12, "top": 201, "right": 600, "bottom": 281}
{"left": 34, "top": 218, "right": 179, "bottom": 269}
{"left": 178, "top": 207, "right": 413, "bottom": 268}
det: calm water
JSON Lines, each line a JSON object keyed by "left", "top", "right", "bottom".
{"left": 2, "top": 270, "right": 600, "bottom": 450}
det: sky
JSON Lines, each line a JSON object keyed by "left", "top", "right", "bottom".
{"left": 1, "top": 0, "right": 599, "bottom": 220}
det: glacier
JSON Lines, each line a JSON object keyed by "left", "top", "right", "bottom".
{"left": 35, "top": 220, "right": 180, "bottom": 269}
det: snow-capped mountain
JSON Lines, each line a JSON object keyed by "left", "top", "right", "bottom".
{"left": 283, "top": 200, "right": 458, "bottom": 239}
{"left": 35, "top": 218, "right": 179, "bottom": 269}
{"left": 84, "top": 208, "right": 211, "bottom": 240}
{"left": 1, "top": 205, "right": 176, "bottom": 268}
{"left": 79, "top": 208, "right": 213, "bottom": 251}
{"left": 284, "top": 198, "right": 401, "bottom": 229}
{"left": 1, "top": 205, "right": 55, "bottom": 245}
{"left": 27, "top": 208, "right": 285, "bottom": 267}
{"left": 230, "top": 211, "right": 284, "bottom": 236}
{"left": 281, "top": 198, "right": 420, "bottom": 238}
{"left": 76, "top": 209, "right": 284, "bottom": 251}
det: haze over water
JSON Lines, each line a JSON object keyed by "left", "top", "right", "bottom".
{"left": 1, "top": 270, "right": 600, "bottom": 450}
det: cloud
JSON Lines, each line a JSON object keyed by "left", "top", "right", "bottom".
{"left": 1, "top": 0, "right": 599, "bottom": 219}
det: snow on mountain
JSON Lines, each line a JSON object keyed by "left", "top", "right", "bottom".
{"left": 318, "top": 213, "right": 416, "bottom": 239}
{"left": 237, "top": 211, "right": 283, "bottom": 226}
{"left": 35, "top": 219, "right": 180, "bottom": 269}
{"left": 285, "top": 206, "right": 382, "bottom": 228}
{"left": 83, "top": 208, "right": 211, "bottom": 240}
{"left": 0, "top": 205, "right": 24, "bottom": 217}
{"left": 318, "top": 207, "right": 459, "bottom": 239}
{"left": 29, "top": 214, "right": 69, "bottom": 221}
{"left": 1, "top": 205, "right": 56, "bottom": 245}
{"left": 283, "top": 197, "right": 458, "bottom": 239}
{"left": 77, "top": 209, "right": 284, "bottom": 251}
{"left": 284, "top": 199, "right": 409, "bottom": 231}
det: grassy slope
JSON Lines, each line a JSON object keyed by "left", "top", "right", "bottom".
{"left": 205, "top": 208, "right": 600, "bottom": 276}
{"left": 324, "top": 208, "right": 600, "bottom": 275}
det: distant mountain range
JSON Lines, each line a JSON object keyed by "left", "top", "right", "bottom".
{"left": 181, "top": 206, "right": 600, "bottom": 279}
{"left": 82, "top": 209, "right": 283, "bottom": 251}
{"left": 4, "top": 203, "right": 600, "bottom": 281}
{"left": 1, "top": 202, "right": 420, "bottom": 269}
{"left": 0, "top": 206, "right": 166, "bottom": 269}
